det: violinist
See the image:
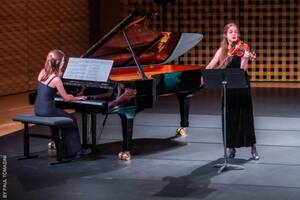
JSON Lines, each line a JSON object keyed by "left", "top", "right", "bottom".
{"left": 206, "top": 22, "right": 259, "bottom": 160}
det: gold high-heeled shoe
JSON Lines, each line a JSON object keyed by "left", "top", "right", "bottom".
{"left": 251, "top": 145, "right": 259, "bottom": 160}
{"left": 48, "top": 141, "right": 56, "bottom": 150}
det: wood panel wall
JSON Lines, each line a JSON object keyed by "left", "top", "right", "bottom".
{"left": 0, "top": 0, "right": 89, "bottom": 96}
{"left": 1, "top": 0, "right": 299, "bottom": 96}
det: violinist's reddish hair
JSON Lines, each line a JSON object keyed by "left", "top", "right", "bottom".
{"left": 219, "top": 23, "right": 240, "bottom": 68}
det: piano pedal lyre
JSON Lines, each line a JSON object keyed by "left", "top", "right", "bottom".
{"left": 118, "top": 151, "right": 131, "bottom": 161}
{"left": 176, "top": 127, "right": 187, "bottom": 137}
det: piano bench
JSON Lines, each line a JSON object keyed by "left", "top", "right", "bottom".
{"left": 13, "top": 114, "right": 74, "bottom": 165}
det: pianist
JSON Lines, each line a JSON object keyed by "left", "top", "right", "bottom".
{"left": 34, "top": 49, "right": 90, "bottom": 158}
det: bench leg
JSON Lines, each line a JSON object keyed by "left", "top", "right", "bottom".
{"left": 24, "top": 122, "right": 29, "bottom": 157}
{"left": 18, "top": 122, "right": 38, "bottom": 160}
{"left": 49, "top": 127, "right": 75, "bottom": 165}
{"left": 50, "top": 128, "right": 76, "bottom": 165}
{"left": 51, "top": 127, "right": 64, "bottom": 162}
{"left": 57, "top": 128, "right": 64, "bottom": 161}
{"left": 56, "top": 128, "right": 64, "bottom": 162}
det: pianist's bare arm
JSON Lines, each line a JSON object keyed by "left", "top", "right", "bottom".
{"left": 206, "top": 48, "right": 222, "bottom": 69}
{"left": 52, "top": 77, "right": 86, "bottom": 102}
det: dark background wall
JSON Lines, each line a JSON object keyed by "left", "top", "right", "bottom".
{"left": 89, "top": 0, "right": 123, "bottom": 45}
{"left": 1, "top": 0, "right": 299, "bottom": 96}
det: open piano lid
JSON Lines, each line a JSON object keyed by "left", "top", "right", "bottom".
{"left": 82, "top": 12, "right": 203, "bottom": 68}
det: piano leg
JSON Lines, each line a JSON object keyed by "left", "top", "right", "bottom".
{"left": 81, "top": 113, "right": 97, "bottom": 154}
{"left": 118, "top": 113, "right": 134, "bottom": 161}
{"left": 81, "top": 113, "right": 88, "bottom": 148}
{"left": 91, "top": 113, "right": 97, "bottom": 154}
{"left": 176, "top": 92, "right": 193, "bottom": 136}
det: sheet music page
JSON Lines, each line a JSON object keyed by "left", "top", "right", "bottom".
{"left": 63, "top": 57, "right": 114, "bottom": 82}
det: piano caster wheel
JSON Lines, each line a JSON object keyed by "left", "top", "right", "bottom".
{"left": 48, "top": 141, "right": 56, "bottom": 150}
{"left": 176, "top": 127, "right": 187, "bottom": 137}
{"left": 118, "top": 151, "right": 131, "bottom": 161}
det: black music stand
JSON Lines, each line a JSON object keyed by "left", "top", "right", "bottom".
{"left": 202, "top": 68, "right": 248, "bottom": 173}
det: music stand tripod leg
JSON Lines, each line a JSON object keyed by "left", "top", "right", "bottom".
{"left": 214, "top": 81, "right": 245, "bottom": 173}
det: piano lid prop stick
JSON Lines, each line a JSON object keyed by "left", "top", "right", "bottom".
{"left": 122, "top": 30, "right": 148, "bottom": 80}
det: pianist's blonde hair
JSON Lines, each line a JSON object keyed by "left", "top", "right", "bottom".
{"left": 41, "top": 49, "right": 65, "bottom": 81}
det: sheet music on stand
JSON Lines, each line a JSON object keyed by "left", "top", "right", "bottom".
{"left": 63, "top": 57, "right": 114, "bottom": 82}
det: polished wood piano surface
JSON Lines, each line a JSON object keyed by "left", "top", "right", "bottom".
{"left": 110, "top": 65, "right": 203, "bottom": 81}
{"left": 55, "top": 12, "right": 204, "bottom": 160}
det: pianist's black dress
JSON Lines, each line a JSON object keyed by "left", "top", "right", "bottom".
{"left": 224, "top": 56, "right": 256, "bottom": 148}
{"left": 34, "top": 76, "right": 81, "bottom": 157}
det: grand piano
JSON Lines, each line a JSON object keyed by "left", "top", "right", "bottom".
{"left": 55, "top": 12, "right": 205, "bottom": 160}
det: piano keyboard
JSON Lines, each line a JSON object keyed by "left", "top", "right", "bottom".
{"left": 54, "top": 97, "right": 106, "bottom": 106}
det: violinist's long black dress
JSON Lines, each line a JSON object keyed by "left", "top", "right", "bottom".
{"left": 34, "top": 77, "right": 81, "bottom": 157}
{"left": 224, "top": 56, "right": 256, "bottom": 148}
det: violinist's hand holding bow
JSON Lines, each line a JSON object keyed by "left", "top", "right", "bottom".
{"left": 241, "top": 51, "right": 252, "bottom": 70}
{"left": 245, "top": 50, "right": 256, "bottom": 62}
{"left": 243, "top": 51, "right": 251, "bottom": 60}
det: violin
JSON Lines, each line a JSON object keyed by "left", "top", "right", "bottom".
{"left": 228, "top": 40, "right": 256, "bottom": 61}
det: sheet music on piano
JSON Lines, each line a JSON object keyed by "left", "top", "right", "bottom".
{"left": 63, "top": 57, "right": 114, "bottom": 82}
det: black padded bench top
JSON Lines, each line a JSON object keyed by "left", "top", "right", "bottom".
{"left": 13, "top": 114, "right": 74, "bottom": 127}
